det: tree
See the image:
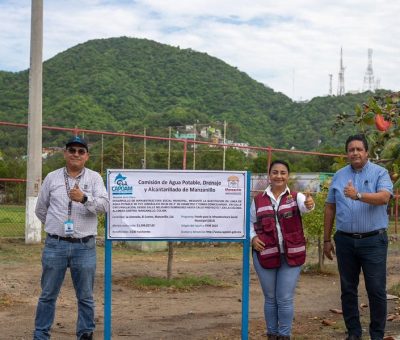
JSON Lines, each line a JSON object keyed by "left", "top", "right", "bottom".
{"left": 302, "top": 182, "right": 330, "bottom": 270}
{"left": 335, "top": 91, "right": 400, "bottom": 188}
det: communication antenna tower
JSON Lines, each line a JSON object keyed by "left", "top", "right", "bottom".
{"left": 337, "top": 47, "right": 345, "bottom": 96}
{"left": 375, "top": 77, "right": 381, "bottom": 90}
{"left": 292, "top": 69, "right": 295, "bottom": 99}
{"left": 328, "top": 74, "right": 333, "bottom": 96}
{"left": 362, "top": 48, "right": 375, "bottom": 92}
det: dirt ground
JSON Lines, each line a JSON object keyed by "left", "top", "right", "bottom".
{"left": 1, "top": 238, "right": 400, "bottom": 340}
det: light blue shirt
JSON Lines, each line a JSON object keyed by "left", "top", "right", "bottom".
{"left": 326, "top": 160, "right": 393, "bottom": 233}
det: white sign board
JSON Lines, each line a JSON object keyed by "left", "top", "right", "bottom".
{"left": 107, "top": 170, "right": 247, "bottom": 239}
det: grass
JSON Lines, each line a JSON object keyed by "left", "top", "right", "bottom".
{"left": 118, "top": 275, "right": 229, "bottom": 291}
{"left": 0, "top": 293, "right": 14, "bottom": 309}
{"left": 388, "top": 282, "right": 400, "bottom": 297}
{"left": 0, "top": 204, "right": 105, "bottom": 237}
{"left": 301, "top": 262, "right": 337, "bottom": 275}
{"left": 0, "top": 205, "right": 25, "bottom": 237}
{"left": 0, "top": 238, "right": 236, "bottom": 291}
{"left": 0, "top": 238, "right": 42, "bottom": 264}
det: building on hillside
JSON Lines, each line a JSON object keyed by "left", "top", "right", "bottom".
{"left": 199, "top": 126, "right": 222, "bottom": 139}
{"left": 22, "top": 147, "right": 63, "bottom": 160}
{"left": 42, "top": 147, "right": 62, "bottom": 159}
{"left": 174, "top": 132, "right": 196, "bottom": 140}
{"left": 226, "top": 140, "right": 251, "bottom": 156}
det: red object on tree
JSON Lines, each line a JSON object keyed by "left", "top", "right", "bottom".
{"left": 375, "top": 114, "right": 392, "bottom": 132}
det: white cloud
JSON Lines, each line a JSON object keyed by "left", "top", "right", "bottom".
{"left": 0, "top": 0, "right": 399, "bottom": 100}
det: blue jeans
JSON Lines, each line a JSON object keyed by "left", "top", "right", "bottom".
{"left": 253, "top": 252, "right": 302, "bottom": 336}
{"left": 334, "top": 231, "right": 388, "bottom": 340}
{"left": 33, "top": 236, "right": 97, "bottom": 340}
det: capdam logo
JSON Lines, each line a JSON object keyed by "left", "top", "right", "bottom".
{"left": 112, "top": 173, "right": 133, "bottom": 195}
{"left": 115, "top": 173, "right": 127, "bottom": 185}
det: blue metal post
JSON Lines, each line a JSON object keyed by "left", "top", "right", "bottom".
{"left": 104, "top": 171, "right": 112, "bottom": 340}
{"left": 241, "top": 172, "right": 251, "bottom": 340}
{"left": 104, "top": 236, "right": 112, "bottom": 340}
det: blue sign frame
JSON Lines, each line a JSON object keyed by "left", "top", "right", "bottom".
{"left": 104, "top": 170, "right": 251, "bottom": 339}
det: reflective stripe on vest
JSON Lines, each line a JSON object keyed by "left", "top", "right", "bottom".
{"left": 287, "top": 245, "right": 306, "bottom": 254}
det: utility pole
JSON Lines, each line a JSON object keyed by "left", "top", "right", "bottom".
{"left": 222, "top": 121, "right": 227, "bottom": 171}
{"left": 122, "top": 133, "right": 125, "bottom": 169}
{"left": 193, "top": 123, "right": 196, "bottom": 170}
{"left": 25, "top": 0, "right": 43, "bottom": 244}
{"left": 168, "top": 127, "right": 171, "bottom": 170}
{"left": 142, "top": 127, "right": 147, "bottom": 169}
{"left": 100, "top": 134, "right": 104, "bottom": 176}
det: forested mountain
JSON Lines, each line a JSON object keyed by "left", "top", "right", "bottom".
{"left": 0, "top": 37, "right": 383, "bottom": 152}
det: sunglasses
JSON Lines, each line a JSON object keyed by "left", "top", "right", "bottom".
{"left": 67, "top": 147, "right": 87, "bottom": 155}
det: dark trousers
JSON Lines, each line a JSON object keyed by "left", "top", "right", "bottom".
{"left": 334, "top": 231, "right": 388, "bottom": 340}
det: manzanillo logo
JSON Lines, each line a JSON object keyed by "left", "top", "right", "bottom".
{"left": 225, "top": 175, "right": 241, "bottom": 195}
{"left": 112, "top": 173, "right": 133, "bottom": 196}
{"left": 227, "top": 175, "right": 239, "bottom": 188}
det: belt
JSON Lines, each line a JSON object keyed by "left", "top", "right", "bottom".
{"left": 47, "top": 234, "right": 94, "bottom": 243}
{"left": 336, "top": 229, "right": 386, "bottom": 239}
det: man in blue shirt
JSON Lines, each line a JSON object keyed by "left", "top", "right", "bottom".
{"left": 323, "top": 134, "right": 393, "bottom": 340}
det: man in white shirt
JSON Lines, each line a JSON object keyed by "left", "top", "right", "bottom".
{"left": 33, "top": 136, "right": 108, "bottom": 340}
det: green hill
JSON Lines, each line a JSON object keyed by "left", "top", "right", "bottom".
{"left": 0, "top": 37, "right": 382, "bottom": 152}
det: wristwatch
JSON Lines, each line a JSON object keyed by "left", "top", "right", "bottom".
{"left": 355, "top": 192, "right": 362, "bottom": 200}
{"left": 81, "top": 194, "right": 88, "bottom": 204}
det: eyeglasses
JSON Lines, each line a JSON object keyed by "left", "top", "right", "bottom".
{"left": 67, "top": 147, "right": 87, "bottom": 155}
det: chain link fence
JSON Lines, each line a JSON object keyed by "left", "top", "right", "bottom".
{"left": 0, "top": 122, "right": 398, "bottom": 238}
{"left": 0, "top": 181, "right": 26, "bottom": 237}
{"left": 0, "top": 180, "right": 106, "bottom": 238}
{"left": 4, "top": 175, "right": 397, "bottom": 238}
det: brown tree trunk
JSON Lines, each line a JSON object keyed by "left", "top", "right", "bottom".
{"left": 167, "top": 241, "right": 174, "bottom": 280}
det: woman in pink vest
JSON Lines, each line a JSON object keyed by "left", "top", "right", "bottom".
{"left": 250, "top": 160, "right": 315, "bottom": 340}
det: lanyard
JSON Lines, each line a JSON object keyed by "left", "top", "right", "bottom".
{"left": 64, "top": 167, "right": 84, "bottom": 219}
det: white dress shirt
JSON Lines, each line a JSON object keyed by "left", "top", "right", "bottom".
{"left": 35, "top": 167, "right": 109, "bottom": 237}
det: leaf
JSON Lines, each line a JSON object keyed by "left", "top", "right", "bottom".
{"left": 321, "top": 319, "right": 336, "bottom": 326}
{"left": 355, "top": 104, "right": 362, "bottom": 117}
{"left": 391, "top": 95, "right": 400, "bottom": 103}
{"left": 329, "top": 308, "right": 343, "bottom": 314}
{"left": 394, "top": 177, "right": 400, "bottom": 189}
{"left": 381, "top": 138, "right": 400, "bottom": 159}
{"left": 362, "top": 112, "right": 375, "bottom": 125}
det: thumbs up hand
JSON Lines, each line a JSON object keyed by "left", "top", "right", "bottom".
{"left": 69, "top": 183, "right": 84, "bottom": 202}
{"left": 345, "top": 179, "right": 353, "bottom": 188}
{"left": 304, "top": 190, "right": 314, "bottom": 210}
{"left": 344, "top": 179, "right": 357, "bottom": 199}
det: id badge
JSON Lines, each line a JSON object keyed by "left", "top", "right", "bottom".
{"left": 64, "top": 219, "right": 74, "bottom": 236}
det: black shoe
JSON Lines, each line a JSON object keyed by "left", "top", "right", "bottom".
{"left": 79, "top": 332, "right": 93, "bottom": 340}
{"left": 345, "top": 335, "right": 361, "bottom": 340}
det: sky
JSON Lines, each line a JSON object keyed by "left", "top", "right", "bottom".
{"left": 0, "top": 0, "right": 399, "bottom": 101}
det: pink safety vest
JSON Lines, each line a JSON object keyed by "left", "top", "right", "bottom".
{"left": 254, "top": 191, "right": 306, "bottom": 268}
